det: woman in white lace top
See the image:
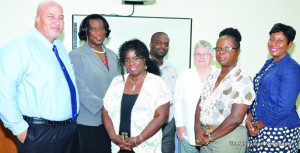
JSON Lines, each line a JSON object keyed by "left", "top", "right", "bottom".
{"left": 102, "top": 39, "right": 172, "bottom": 153}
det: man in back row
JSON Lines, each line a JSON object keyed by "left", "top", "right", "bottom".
{"left": 150, "top": 32, "right": 178, "bottom": 153}
{"left": 0, "top": 1, "right": 79, "bottom": 153}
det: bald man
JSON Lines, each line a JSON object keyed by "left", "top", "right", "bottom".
{"left": 0, "top": 1, "right": 79, "bottom": 153}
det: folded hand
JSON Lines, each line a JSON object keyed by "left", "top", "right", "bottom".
{"left": 176, "top": 126, "right": 187, "bottom": 141}
{"left": 246, "top": 121, "right": 259, "bottom": 137}
{"left": 113, "top": 135, "right": 131, "bottom": 151}
{"left": 195, "top": 127, "right": 209, "bottom": 145}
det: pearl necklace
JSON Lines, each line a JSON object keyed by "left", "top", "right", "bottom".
{"left": 91, "top": 47, "right": 105, "bottom": 54}
{"left": 129, "top": 72, "right": 147, "bottom": 92}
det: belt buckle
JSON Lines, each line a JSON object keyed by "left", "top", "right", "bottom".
{"left": 32, "top": 117, "right": 46, "bottom": 124}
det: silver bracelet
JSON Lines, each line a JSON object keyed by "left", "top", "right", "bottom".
{"left": 134, "top": 137, "right": 137, "bottom": 147}
{"left": 139, "top": 134, "right": 143, "bottom": 143}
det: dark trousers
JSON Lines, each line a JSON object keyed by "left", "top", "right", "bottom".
{"left": 16, "top": 122, "right": 79, "bottom": 153}
{"left": 78, "top": 124, "right": 111, "bottom": 153}
{"left": 162, "top": 118, "right": 176, "bottom": 153}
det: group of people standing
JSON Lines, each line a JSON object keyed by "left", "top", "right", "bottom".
{"left": 70, "top": 13, "right": 177, "bottom": 153}
{"left": 176, "top": 24, "right": 300, "bottom": 153}
{"left": 0, "top": 1, "right": 299, "bottom": 153}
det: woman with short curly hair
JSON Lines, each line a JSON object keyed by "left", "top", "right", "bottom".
{"left": 103, "top": 39, "right": 172, "bottom": 153}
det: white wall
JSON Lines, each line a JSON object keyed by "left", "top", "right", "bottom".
{"left": 1, "top": 0, "right": 299, "bottom": 77}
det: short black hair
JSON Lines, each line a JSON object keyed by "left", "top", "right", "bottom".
{"left": 219, "top": 27, "right": 242, "bottom": 49}
{"left": 269, "top": 23, "right": 296, "bottom": 44}
{"left": 118, "top": 39, "right": 161, "bottom": 79}
{"left": 78, "top": 14, "right": 111, "bottom": 41}
{"left": 150, "top": 32, "right": 169, "bottom": 43}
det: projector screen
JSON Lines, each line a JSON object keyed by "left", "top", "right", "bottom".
{"left": 72, "top": 15, "right": 192, "bottom": 74}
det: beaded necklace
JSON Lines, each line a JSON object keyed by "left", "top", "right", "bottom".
{"left": 92, "top": 47, "right": 109, "bottom": 71}
{"left": 103, "top": 52, "right": 109, "bottom": 71}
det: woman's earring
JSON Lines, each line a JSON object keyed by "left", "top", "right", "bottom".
{"left": 144, "top": 65, "right": 148, "bottom": 70}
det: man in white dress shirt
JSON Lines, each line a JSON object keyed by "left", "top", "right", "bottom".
{"left": 149, "top": 32, "right": 177, "bottom": 153}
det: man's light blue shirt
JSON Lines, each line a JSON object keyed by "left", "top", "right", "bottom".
{"left": 0, "top": 27, "right": 79, "bottom": 135}
{"left": 159, "top": 59, "right": 177, "bottom": 122}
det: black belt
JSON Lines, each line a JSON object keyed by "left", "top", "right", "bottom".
{"left": 23, "top": 116, "right": 73, "bottom": 125}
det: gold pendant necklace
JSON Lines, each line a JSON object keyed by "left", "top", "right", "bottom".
{"left": 129, "top": 72, "right": 146, "bottom": 92}
{"left": 219, "top": 73, "right": 226, "bottom": 78}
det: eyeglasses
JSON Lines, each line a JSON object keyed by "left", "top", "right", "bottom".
{"left": 195, "top": 53, "right": 211, "bottom": 58}
{"left": 213, "top": 47, "right": 238, "bottom": 52}
{"left": 124, "top": 56, "right": 143, "bottom": 63}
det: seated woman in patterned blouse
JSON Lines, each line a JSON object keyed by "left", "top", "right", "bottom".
{"left": 102, "top": 39, "right": 172, "bottom": 153}
{"left": 194, "top": 27, "right": 256, "bottom": 153}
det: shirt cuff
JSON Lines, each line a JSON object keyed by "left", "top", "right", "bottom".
{"left": 175, "top": 118, "right": 184, "bottom": 128}
{"left": 11, "top": 120, "right": 29, "bottom": 136}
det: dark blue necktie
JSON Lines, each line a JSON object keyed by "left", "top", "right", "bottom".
{"left": 52, "top": 45, "right": 77, "bottom": 122}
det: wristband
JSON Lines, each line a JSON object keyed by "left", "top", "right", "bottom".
{"left": 208, "top": 133, "right": 214, "bottom": 142}
{"left": 134, "top": 137, "right": 137, "bottom": 147}
{"left": 254, "top": 122, "right": 259, "bottom": 129}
